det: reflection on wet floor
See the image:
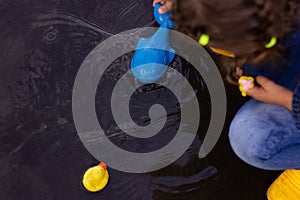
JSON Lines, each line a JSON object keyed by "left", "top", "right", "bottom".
{"left": 0, "top": 0, "right": 280, "bottom": 199}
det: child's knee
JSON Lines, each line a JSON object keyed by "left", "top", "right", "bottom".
{"left": 230, "top": 118, "right": 286, "bottom": 166}
{"left": 229, "top": 104, "right": 277, "bottom": 163}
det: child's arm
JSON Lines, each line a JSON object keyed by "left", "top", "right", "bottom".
{"left": 246, "top": 76, "right": 293, "bottom": 111}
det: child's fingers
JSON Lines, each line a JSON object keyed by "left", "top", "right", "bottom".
{"left": 255, "top": 76, "right": 273, "bottom": 87}
{"left": 246, "top": 86, "right": 260, "bottom": 98}
{"left": 153, "top": 0, "right": 166, "bottom": 7}
{"left": 158, "top": 4, "right": 170, "bottom": 14}
{"left": 153, "top": 0, "right": 158, "bottom": 7}
{"left": 246, "top": 84, "right": 268, "bottom": 101}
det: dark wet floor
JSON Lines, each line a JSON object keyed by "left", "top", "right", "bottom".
{"left": 0, "top": 0, "right": 280, "bottom": 199}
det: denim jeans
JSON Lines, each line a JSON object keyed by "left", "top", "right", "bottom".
{"left": 229, "top": 99, "right": 300, "bottom": 170}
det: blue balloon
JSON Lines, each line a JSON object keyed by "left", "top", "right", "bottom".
{"left": 130, "top": 4, "right": 176, "bottom": 83}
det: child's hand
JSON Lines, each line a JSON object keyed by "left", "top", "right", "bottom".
{"left": 153, "top": 0, "right": 172, "bottom": 14}
{"left": 246, "top": 76, "right": 293, "bottom": 111}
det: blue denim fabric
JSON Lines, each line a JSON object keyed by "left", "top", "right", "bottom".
{"left": 229, "top": 99, "right": 300, "bottom": 170}
{"left": 293, "top": 82, "right": 300, "bottom": 129}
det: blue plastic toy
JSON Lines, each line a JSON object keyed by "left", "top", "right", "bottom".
{"left": 130, "top": 4, "right": 175, "bottom": 83}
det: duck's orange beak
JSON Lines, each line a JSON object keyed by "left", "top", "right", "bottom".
{"left": 98, "top": 162, "right": 107, "bottom": 171}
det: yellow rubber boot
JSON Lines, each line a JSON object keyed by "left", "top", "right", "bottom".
{"left": 267, "top": 170, "right": 300, "bottom": 200}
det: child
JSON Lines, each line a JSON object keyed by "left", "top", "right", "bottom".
{"left": 153, "top": 0, "right": 300, "bottom": 198}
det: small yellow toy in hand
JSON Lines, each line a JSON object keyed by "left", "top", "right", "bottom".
{"left": 238, "top": 76, "right": 254, "bottom": 97}
{"left": 82, "top": 162, "right": 109, "bottom": 192}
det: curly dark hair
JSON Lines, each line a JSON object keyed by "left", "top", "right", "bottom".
{"left": 170, "top": 0, "right": 300, "bottom": 84}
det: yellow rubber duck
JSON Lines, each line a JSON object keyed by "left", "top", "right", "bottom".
{"left": 267, "top": 169, "right": 300, "bottom": 200}
{"left": 82, "top": 162, "right": 109, "bottom": 192}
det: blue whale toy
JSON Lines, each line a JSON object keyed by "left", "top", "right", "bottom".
{"left": 130, "top": 4, "right": 175, "bottom": 83}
